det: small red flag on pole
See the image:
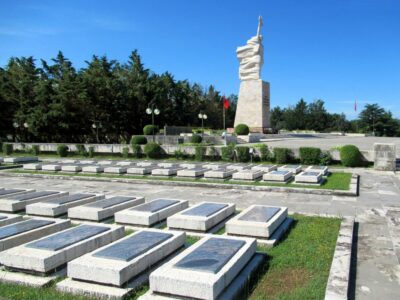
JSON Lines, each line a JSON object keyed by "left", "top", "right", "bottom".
{"left": 354, "top": 99, "right": 357, "bottom": 112}
{"left": 223, "top": 96, "right": 230, "bottom": 110}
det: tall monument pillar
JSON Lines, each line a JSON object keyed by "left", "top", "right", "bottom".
{"left": 234, "top": 16, "right": 270, "bottom": 133}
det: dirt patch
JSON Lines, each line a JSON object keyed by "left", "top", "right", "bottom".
{"left": 250, "top": 267, "right": 312, "bottom": 300}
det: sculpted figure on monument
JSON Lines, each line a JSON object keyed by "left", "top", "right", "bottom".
{"left": 236, "top": 16, "right": 264, "bottom": 81}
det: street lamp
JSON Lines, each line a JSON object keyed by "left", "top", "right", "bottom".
{"left": 146, "top": 103, "right": 160, "bottom": 142}
{"left": 198, "top": 113, "right": 207, "bottom": 139}
{"left": 92, "top": 122, "right": 102, "bottom": 143}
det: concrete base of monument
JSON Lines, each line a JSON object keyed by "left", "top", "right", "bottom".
{"left": 0, "top": 265, "right": 66, "bottom": 287}
{"left": 139, "top": 252, "right": 266, "bottom": 300}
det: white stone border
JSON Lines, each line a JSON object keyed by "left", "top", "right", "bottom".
{"left": 324, "top": 217, "right": 354, "bottom": 300}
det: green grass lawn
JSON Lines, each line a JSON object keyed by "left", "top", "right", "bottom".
{"left": 8, "top": 170, "right": 352, "bottom": 191}
{"left": 0, "top": 214, "right": 340, "bottom": 300}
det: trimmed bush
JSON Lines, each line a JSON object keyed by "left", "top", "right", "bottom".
{"left": 235, "top": 146, "right": 250, "bottom": 162}
{"left": 207, "top": 146, "right": 220, "bottom": 160}
{"left": 174, "top": 148, "right": 187, "bottom": 160}
{"left": 122, "top": 146, "right": 130, "bottom": 158}
{"left": 221, "top": 144, "right": 235, "bottom": 161}
{"left": 131, "top": 144, "right": 142, "bottom": 158}
{"left": 88, "top": 146, "right": 95, "bottom": 158}
{"left": 195, "top": 146, "right": 207, "bottom": 161}
{"left": 190, "top": 134, "right": 202, "bottom": 144}
{"left": 131, "top": 135, "right": 147, "bottom": 145}
{"left": 299, "top": 147, "right": 322, "bottom": 165}
{"left": 234, "top": 123, "right": 250, "bottom": 135}
{"left": 30, "top": 145, "right": 40, "bottom": 155}
{"left": 2, "top": 143, "right": 13, "bottom": 155}
{"left": 340, "top": 145, "right": 362, "bottom": 167}
{"left": 57, "top": 144, "right": 69, "bottom": 157}
{"left": 273, "top": 147, "right": 293, "bottom": 164}
{"left": 143, "top": 125, "right": 159, "bottom": 136}
{"left": 258, "top": 144, "right": 271, "bottom": 161}
{"left": 144, "top": 142, "right": 164, "bottom": 159}
{"left": 75, "top": 144, "right": 88, "bottom": 157}
{"left": 320, "top": 151, "right": 332, "bottom": 165}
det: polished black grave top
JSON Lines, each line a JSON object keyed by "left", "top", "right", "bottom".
{"left": 132, "top": 199, "right": 179, "bottom": 213}
{"left": 0, "top": 219, "right": 54, "bottom": 240}
{"left": 86, "top": 196, "right": 134, "bottom": 209}
{"left": 271, "top": 170, "right": 290, "bottom": 175}
{"left": 182, "top": 203, "right": 228, "bottom": 217}
{"left": 0, "top": 189, "right": 25, "bottom": 196}
{"left": 27, "top": 224, "right": 109, "bottom": 251}
{"left": 302, "top": 171, "right": 321, "bottom": 176}
{"left": 175, "top": 238, "right": 245, "bottom": 274}
{"left": 93, "top": 231, "right": 173, "bottom": 261}
{"left": 239, "top": 206, "right": 281, "bottom": 223}
{"left": 47, "top": 193, "right": 94, "bottom": 205}
{"left": 7, "top": 191, "right": 58, "bottom": 201}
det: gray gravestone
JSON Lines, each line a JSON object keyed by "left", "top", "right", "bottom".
{"left": 27, "top": 225, "right": 109, "bottom": 251}
{"left": 0, "top": 189, "right": 25, "bottom": 196}
{"left": 175, "top": 238, "right": 245, "bottom": 273}
{"left": 86, "top": 196, "right": 135, "bottom": 209}
{"left": 239, "top": 206, "right": 280, "bottom": 222}
{"left": 47, "top": 193, "right": 95, "bottom": 205}
{"left": 182, "top": 203, "right": 228, "bottom": 217}
{"left": 132, "top": 199, "right": 179, "bottom": 213}
{"left": 93, "top": 231, "right": 173, "bottom": 262}
{"left": 0, "top": 219, "right": 54, "bottom": 240}
{"left": 8, "top": 191, "right": 58, "bottom": 201}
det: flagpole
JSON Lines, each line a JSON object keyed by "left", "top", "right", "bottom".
{"left": 223, "top": 102, "right": 226, "bottom": 130}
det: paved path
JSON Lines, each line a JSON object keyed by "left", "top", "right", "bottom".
{"left": 0, "top": 169, "right": 399, "bottom": 299}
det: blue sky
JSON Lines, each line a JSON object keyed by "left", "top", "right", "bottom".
{"left": 1, "top": 0, "right": 399, "bottom": 119}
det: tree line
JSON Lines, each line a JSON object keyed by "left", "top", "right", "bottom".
{"left": 271, "top": 99, "right": 400, "bottom": 136}
{"left": 0, "top": 50, "right": 237, "bottom": 143}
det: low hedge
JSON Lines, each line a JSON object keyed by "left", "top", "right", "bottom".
{"left": 195, "top": 146, "right": 207, "bottom": 161}
{"left": 75, "top": 144, "right": 88, "bottom": 157}
{"left": 258, "top": 144, "right": 271, "bottom": 161}
{"left": 221, "top": 144, "right": 235, "bottom": 161}
{"left": 57, "top": 144, "right": 69, "bottom": 157}
{"left": 30, "top": 145, "right": 40, "bottom": 156}
{"left": 235, "top": 146, "right": 250, "bottom": 162}
{"left": 122, "top": 146, "right": 130, "bottom": 158}
{"left": 273, "top": 147, "right": 293, "bottom": 164}
{"left": 299, "top": 147, "right": 321, "bottom": 165}
{"left": 340, "top": 145, "right": 362, "bottom": 167}
{"left": 2, "top": 143, "right": 13, "bottom": 155}
{"left": 144, "top": 142, "right": 164, "bottom": 159}
{"left": 131, "top": 144, "right": 142, "bottom": 158}
{"left": 143, "top": 125, "right": 159, "bottom": 135}
{"left": 131, "top": 136, "right": 147, "bottom": 145}
{"left": 191, "top": 134, "right": 202, "bottom": 144}
{"left": 234, "top": 123, "right": 250, "bottom": 135}
{"left": 88, "top": 146, "right": 95, "bottom": 158}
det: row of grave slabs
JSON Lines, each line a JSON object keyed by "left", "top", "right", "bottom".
{"left": 0, "top": 186, "right": 297, "bottom": 299}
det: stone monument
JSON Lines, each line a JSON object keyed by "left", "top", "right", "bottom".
{"left": 234, "top": 16, "right": 270, "bottom": 132}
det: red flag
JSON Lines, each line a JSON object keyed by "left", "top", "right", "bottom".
{"left": 223, "top": 96, "right": 229, "bottom": 110}
{"left": 354, "top": 99, "right": 357, "bottom": 112}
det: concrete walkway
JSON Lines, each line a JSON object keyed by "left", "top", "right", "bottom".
{"left": 0, "top": 169, "right": 399, "bottom": 299}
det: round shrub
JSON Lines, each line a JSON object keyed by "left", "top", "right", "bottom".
{"left": 57, "top": 144, "right": 69, "bottom": 157}
{"left": 2, "top": 143, "right": 13, "bottom": 155}
{"left": 75, "top": 144, "right": 88, "bottom": 157}
{"left": 319, "top": 151, "right": 332, "bottom": 165}
{"left": 131, "top": 135, "right": 147, "bottom": 145}
{"left": 340, "top": 145, "right": 362, "bottom": 167}
{"left": 299, "top": 147, "right": 321, "bottom": 165}
{"left": 122, "top": 146, "right": 130, "bottom": 158}
{"left": 235, "top": 146, "right": 250, "bottom": 162}
{"left": 131, "top": 144, "right": 142, "bottom": 158}
{"left": 190, "top": 134, "right": 202, "bottom": 144}
{"left": 143, "top": 125, "right": 159, "bottom": 136}
{"left": 144, "top": 142, "right": 164, "bottom": 159}
{"left": 234, "top": 124, "right": 250, "bottom": 135}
